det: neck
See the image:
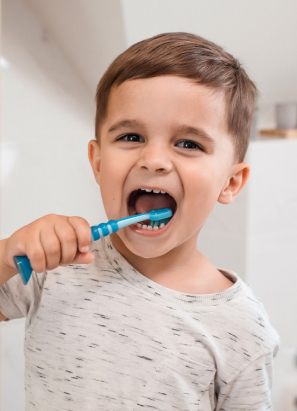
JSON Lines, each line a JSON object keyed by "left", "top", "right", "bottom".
{"left": 109, "top": 233, "right": 234, "bottom": 294}
{"left": 110, "top": 232, "right": 203, "bottom": 282}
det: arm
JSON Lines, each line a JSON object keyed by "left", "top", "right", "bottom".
{"left": 0, "top": 215, "right": 93, "bottom": 321}
{"left": 216, "top": 350, "right": 277, "bottom": 410}
{"left": 0, "top": 238, "right": 19, "bottom": 322}
{"left": 0, "top": 238, "right": 18, "bottom": 288}
{"left": 0, "top": 311, "right": 8, "bottom": 322}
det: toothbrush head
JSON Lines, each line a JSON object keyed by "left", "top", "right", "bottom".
{"left": 115, "top": 208, "right": 173, "bottom": 230}
{"left": 148, "top": 208, "right": 173, "bottom": 221}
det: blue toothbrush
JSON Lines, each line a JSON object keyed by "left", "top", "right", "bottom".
{"left": 13, "top": 208, "right": 173, "bottom": 286}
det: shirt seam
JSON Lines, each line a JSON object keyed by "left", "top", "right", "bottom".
{"left": 221, "top": 348, "right": 276, "bottom": 388}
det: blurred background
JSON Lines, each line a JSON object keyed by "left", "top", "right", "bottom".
{"left": 1, "top": 0, "right": 297, "bottom": 410}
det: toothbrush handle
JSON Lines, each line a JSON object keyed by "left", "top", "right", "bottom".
{"left": 90, "top": 220, "right": 119, "bottom": 241}
{"left": 13, "top": 221, "right": 119, "bottom": 285}
{"left": 13, "top": 256, "right": 32, "bottom": 286}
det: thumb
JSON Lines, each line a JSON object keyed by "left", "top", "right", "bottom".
{"left": 69, "top": 251, "right": 94, "bottom": 265}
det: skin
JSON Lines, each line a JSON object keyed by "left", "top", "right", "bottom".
{"left": 88, "top": 76, "right": 250, "bottom": 294}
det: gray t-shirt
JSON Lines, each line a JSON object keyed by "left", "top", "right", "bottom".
{"left": 0, "top": 235, "right": 279, "bottom": 410}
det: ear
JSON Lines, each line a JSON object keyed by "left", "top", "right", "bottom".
{"left": 88, "top": 139, "right": 101, "bottom": 186}
{"left": 217, "top": 162, "right": 250, "bottom": 204}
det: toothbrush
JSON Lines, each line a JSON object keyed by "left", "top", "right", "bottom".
{"left": 13, "top": 208, "right": 173, "bottom": 286}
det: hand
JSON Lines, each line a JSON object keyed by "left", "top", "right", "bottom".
{"left": 3, "top": 214, "right": 94, "bottom": 274}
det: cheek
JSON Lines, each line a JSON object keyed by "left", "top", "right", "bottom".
{"left": 99, "top": 151, "right": 132, "bottom": 217}
{"left": 99, "top": 159, "right": 123, "bottom": 207}
{"left": 101, "top": 150, "right": 125, "bottom": 184}
{"left": 183, "top": 165, "right": 222, "bottom": 211}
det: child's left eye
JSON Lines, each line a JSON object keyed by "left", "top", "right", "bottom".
{"left": 118, "top": 134, "right": 144, "bottom": 142}
{"left": 176, "top": 140, "right": 203, "bottom": 150}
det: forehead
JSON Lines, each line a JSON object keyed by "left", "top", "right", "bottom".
{"left": 104, "top": 76, "right": 228, "bottom": 139}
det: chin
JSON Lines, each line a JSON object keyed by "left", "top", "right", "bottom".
{"left": 122, "top": 235, "right": 170, "bottom": 259}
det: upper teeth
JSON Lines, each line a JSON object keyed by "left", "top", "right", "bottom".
{"left": 138, "top": 188, "right": 167, "bottom": 194}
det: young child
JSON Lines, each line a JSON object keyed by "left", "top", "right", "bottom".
{"left": 0, "top": 32, "right": 279, "bottom": 410}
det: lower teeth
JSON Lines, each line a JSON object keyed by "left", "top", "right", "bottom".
{"left": 136, "top": 222, "right": 165, "bottom": 230}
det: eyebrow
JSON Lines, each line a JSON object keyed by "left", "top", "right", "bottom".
{"left": 108, "top": 119, "right": 144, "bottom": 133}
{"left": 108, "top": 119, "right": 216, "bottom": 145}
{"left": 175, "top": 124, "right": 216, "bottom": 145}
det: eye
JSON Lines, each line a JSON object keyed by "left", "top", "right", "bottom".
{"left": 118, "top": 134, "right": 144, "bottom": 142}
{"left": 176, "top": 140, "right": 204, "bottom": 151}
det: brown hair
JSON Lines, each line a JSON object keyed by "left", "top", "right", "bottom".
{"left": 95, "top": 32, "right": 258, "bottom": 163}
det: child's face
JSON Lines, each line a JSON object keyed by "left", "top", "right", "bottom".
{"left": 89, "top": 76, "right": 248, "bottom": 258}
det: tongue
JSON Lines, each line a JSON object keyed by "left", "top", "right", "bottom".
{"left": 135, "top": 193, "right": 175, "bottom": 215}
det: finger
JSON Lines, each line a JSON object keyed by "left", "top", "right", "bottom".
{"left": 25, "top": 232, "right": 47, "bottom": 274}
{"left": 72, "top": 251, "right": 94, "bottom": 265}
{"left": 40, "top": 229, "right": 61, "bottom": 271}
{"left": 67, "top": 216, "right": 92, "bottom": 253}
{"left": 53, "top": 221, "right": 78, "bottom": 265}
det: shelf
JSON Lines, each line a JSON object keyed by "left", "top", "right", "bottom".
{"left": 259, "top": 129, "right": 297, "bottom": 138}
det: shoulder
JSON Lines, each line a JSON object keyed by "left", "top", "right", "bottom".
{"left": 201, "top": 270, "right": 280, "bottom": 383}
{"left": 220, "top": 272, "right": 280, "bottom": 356}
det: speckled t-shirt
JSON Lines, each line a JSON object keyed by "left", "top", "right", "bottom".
{"left": 0, "top": 235, "right": 279, "bottom": 410}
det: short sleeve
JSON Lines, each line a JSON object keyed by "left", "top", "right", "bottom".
{"left": 216, "top": 343, "right": 280, "bottom": 410}
{"left": 0, "top": 271, "right": 46, "bottom": 321}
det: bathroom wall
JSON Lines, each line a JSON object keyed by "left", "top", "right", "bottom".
{"left": 246, "top": 140, "right": 297, "bottom": 409}
{"left": 121, "top": 0, "right": 297, "bottom": 130}
{"left": 1, "top": 0, "right": 105, "bottom": 409}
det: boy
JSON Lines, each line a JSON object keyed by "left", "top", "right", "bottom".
{"left": 0, "top": 32, "right": 279, "bottom": 410}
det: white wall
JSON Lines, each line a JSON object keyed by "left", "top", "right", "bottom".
{"left": 198, "top": 184, "right": 249, "bottom": 278}
{"left": 121, "top": 0, "right": 297, "bottom": 129}
{"left": 1, "top": 0, "right": 105, "bottom": 238}
{"left": 25, "top": 0, "right": 127, "bottom": 94}
{"left": 0, "top": 0, "right": 106, "bottom": 409}
{"left": 247, "top": 140, "right": 297, "bottom": 410}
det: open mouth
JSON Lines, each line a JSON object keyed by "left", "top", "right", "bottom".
{"left": 127, "top": 188, "right": 177, "bottom": 230}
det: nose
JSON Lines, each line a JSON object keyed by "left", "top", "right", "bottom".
{"left": 137, "top": 141, "right": 173, "bottom": 173}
